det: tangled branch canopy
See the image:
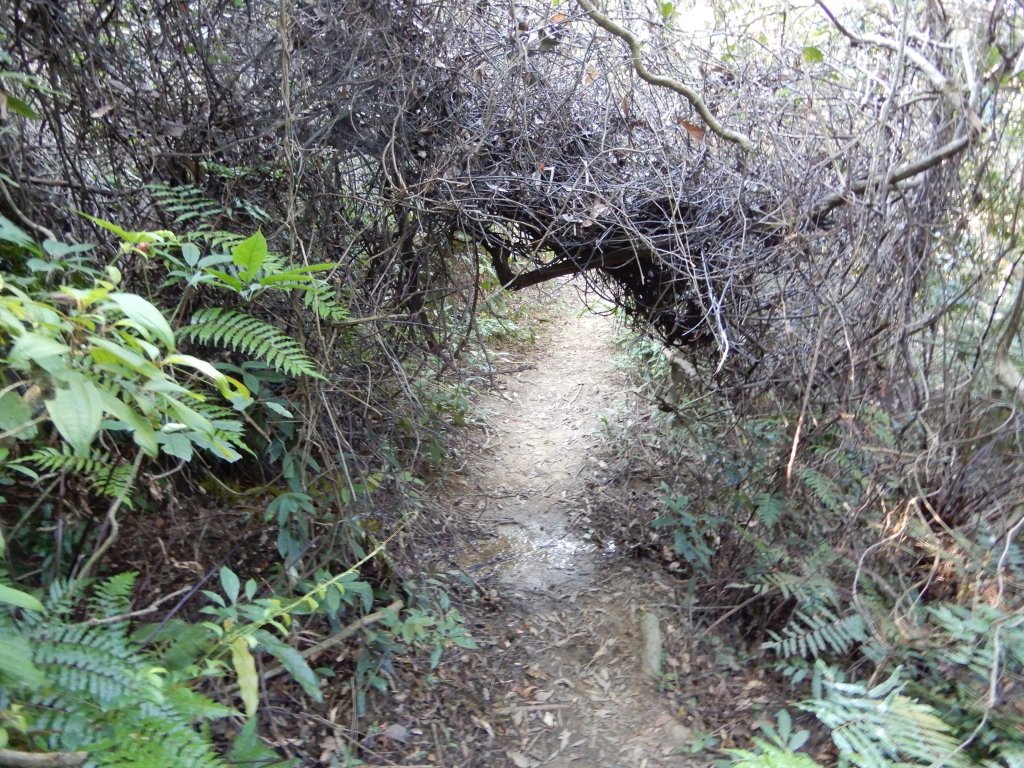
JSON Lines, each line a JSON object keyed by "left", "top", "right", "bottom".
{"left": 1, "top": 0, "right": 1013, "bottom": 415}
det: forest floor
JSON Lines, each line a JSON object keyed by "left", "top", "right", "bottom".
{"left": 362, "top": 283, "right": 797, "bottom": 767}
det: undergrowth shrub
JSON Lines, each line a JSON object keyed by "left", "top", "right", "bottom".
{"left": 610, "top": 320, "right": 1024, "bottom": 767}
{"left": 0, "top": 572, "right": 233, "bottom": 768}
{"left": 0, "top": 205, "right": 481, "bottom": 764}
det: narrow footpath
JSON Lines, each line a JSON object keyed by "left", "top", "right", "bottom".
{"left": 442, "top": 286, "right": 700, "bottom": 767}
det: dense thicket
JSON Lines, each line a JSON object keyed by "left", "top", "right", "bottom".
{"left": 3, "top": 0, "right": 1011, "bottom": 415}
{"left": 2, "top": 0, "right": 1024, "bottom": 764}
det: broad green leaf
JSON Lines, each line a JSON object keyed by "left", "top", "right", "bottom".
{"left": 107, "top": 293, "right": 175, "bottom": 349}
{"left": 0, "top": 390, "right": 32, "bottom": 433}
{"left": 0, "top": 631, "right": 46, "bottom": 688}
{"left": 98, "top": 390, "right": 158, "bottom": 456}
{"left": 141, "top": 375, "right": 192, "bottom": 397}
{"left": 0, "top": 583, "right": 44, "bottom": 612}
{"left": 219, "top": 566, "right": 240, "bottom": 604}
{"left": 253, "top": 629, "right": 323, "bottom": 703}
{"left": 157, "top": 431, "right": 193, "bottom": 461}
{"left": 88, "top": 335, "right": 156, "bottom": 374}
{"left": 1, "top": 92, "right": 39, "bottom": 119}
{"left": 45, "top": 375, "right": 103, "bottom": 454}
{"left": 202, "top": 268, "right": 245, "bottom": 291}
{"left": 264, "top": 401, "right": 293, "bottom": 418}
{"left": 43, "top": 239, "right": 94, "bottom": 258}
{"left": 231, "top": 231, "right": 268, "bottom": 283}
{"left": 228, "top": 718, "right": 299, "bottom": 767}
{"left": 162, "top": 396, "right": 215, "bottom": 434}
{"left": 0, "top": 213, "right": 35, "bottom": 247}
{"left": 230, "top": 635, "right": 259, "bottom": 717}
{"left": 802, "top": 46, "right": 824, "bottom": 64}
{"left": 180, "top": 242, "right": 202, "bottom": 266}
{"left": 8, "top": 331, "right": 70, "bottom": 365}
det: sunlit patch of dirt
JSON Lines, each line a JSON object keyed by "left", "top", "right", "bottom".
{"left": 407, "top": 282, "right": 700, "bottom": 766}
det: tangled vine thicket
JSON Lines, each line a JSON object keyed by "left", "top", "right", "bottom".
{"left": 3, "top": 0, "right": 1021, "bottom": 573}
{"left": 3, "top": 0, "right": 1024, "bottom": 764}
{"left": 4, "top": 0, "right": 1011, "bottom": 416}
{"left": 4, "top": 0, "right": 1022, "bottom": 599}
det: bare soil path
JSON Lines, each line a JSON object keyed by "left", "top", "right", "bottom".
{"left": 442, "top": 285, "right": 701, "bottom": 767}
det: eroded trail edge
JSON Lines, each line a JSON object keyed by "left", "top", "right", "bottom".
{"left": 446, "top": 292, "right": 697, "bottom": 767}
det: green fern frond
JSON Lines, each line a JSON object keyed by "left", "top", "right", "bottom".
{"left": 147, "top": 183, "right": 221, "bottom": 225}
{"left": 927, "top": 602, "right": 1024, "bottom": 681}
{"left": 303, "top": 281, "right": 352, "bottom": 323}
{"left": 748, "top": 572, "right": 804, "bottom": 599}
{"left": 88, "top": 572, "right": 137, "bottom": 619}
{"left": 189, "top": 229, "right": 245, "bottom": 252}
{"left": 90, "top": 715, "right": 225, "bottom": 768}
{"left": 7, "top": 575, "right": 229, "bottom": 768}
{"left": 19, "top": 447, "right": 137, "bottom": 502}
{"left": 804, "top": 664, "right": 973, "bottom": 768}
{"left": 754, "top": 493, "right": 786, "bottom": 529}
{"left": 796, "top": 467, "right": 842, "bottom": 513}
{"left": 184, "top": 307, "right": 323, "bottom": 379}
{"left": 763, "top": 610, "right": 867, "bottom": 659}
{"left": 748, "top": 571, "right": 840, "bottom": 608}
{"left": 727, "top": 741, "right": 823, "bottom": 768}
{"left": 190, "top": 400, "right": 249, "bottom": 452}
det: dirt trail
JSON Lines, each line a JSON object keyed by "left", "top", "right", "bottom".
{"left": 447, "top": 286, "right": 699, "bottom": 767}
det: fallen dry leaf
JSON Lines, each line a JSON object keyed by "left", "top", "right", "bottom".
{"left": 506, "top": 749, "right": 540, "bottom": 767}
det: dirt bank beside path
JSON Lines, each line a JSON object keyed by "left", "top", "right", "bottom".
{"left": 440, "top": 284, "right": 701, "bottom": 767}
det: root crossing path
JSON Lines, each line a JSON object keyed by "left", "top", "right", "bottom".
{"left": 448, "top": 291, "right": 698, "bottom": 767}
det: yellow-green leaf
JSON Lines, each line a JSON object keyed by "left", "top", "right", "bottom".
{"left": 231, "top": 231, "right": 268, "bottom": 283}
{"left": 230, "top": 635, "right": 259, "bottom": 718}
{"left": 802, "top": 46, "right": 824, "bottom": 64}
{"left": 1, "top": 92, "right": 40, "bottom": 120}
{"left": 164, "top": 353, "right": 250, "bottom": 400}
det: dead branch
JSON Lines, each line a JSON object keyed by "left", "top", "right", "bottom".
{"left": 0, "top": 750, "right": 88, "bottom": 768}
{"left": 259, "top": 599, "right": 404, "bottom": 684}
{"left": 810, "top": 133, "right": 974, "bottom": 223}
{"left": 994, "top": 268, "right": 1024, "bottom": 405}
{"left": 574, "top": 0, "right": 753, "bottom": 152}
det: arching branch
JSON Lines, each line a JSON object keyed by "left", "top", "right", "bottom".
{"left": 574, "top": 0, "right": 753, "bottom": 153}
{"left": 809, "top": 133, "right": 974, "bottom": 224}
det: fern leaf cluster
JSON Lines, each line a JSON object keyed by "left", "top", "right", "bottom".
{"left": 763, "top": 609, "right": 867, "bottom": 659}
{"left": 147, "top": 183, "right": 222, "bottom": 225}
{"left": 1, "top": 573, "right": 230, "bottom": 768}
{"left": 796, "top": 467, "right": 843, "bottom": 513}
{"left": 19, "top": 447, "right": 138, "bottom": 503}
{"left": 303, "top": 281, "right": 352, "bottom": 323}
{"left": 805, "top": 664, "right": 974, "bottom": 768}
{"left": 147, "top": 183, "right": 270, "bottom": 230}
{"left": 184, "top": 307, "right": 323, "bottom": 379}
{"left": 748, "top": 570, "right": 840, "bottom": 608}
